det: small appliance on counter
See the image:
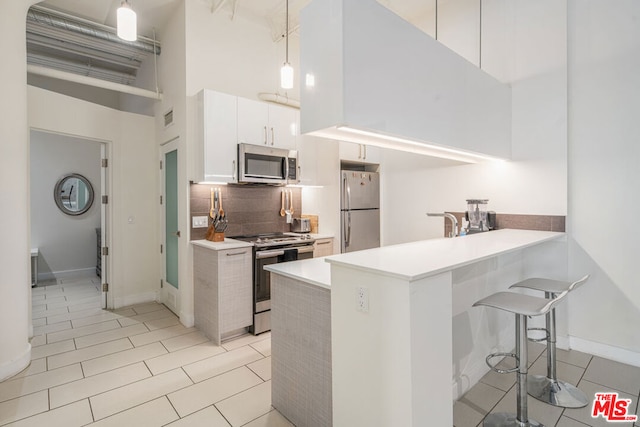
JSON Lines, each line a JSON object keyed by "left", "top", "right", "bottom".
{"left": 464, "top": 199, "right": 496, "bottom": 234}
{"left": 291, "top": 217, "right": 311, "bottom": 233}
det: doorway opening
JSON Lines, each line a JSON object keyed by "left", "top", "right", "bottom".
{"left": 29, "top": 130, "right": 109, "bottom": 312}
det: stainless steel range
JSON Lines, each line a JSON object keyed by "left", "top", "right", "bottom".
{"left": 231, "top": 233, "right": 315, "bottom": 335}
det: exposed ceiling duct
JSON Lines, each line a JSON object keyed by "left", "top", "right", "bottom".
{"left": 26, "top": 5, "right": 161, "bottom": 86}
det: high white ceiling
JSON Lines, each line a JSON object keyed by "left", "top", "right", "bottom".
{"left": 29, "top": 0, "right": 437, "bottom": 92}
{"left": 38, "top": 0, "right": 436, "bottom": 39}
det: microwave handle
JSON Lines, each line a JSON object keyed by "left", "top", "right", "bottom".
{"left": 284, "top": 157, "right": 289, "bottom": 181}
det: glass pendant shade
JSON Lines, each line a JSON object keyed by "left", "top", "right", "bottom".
{"left": 117, "top": 1, "right": 137, "bottom": 41}
{"left": 281, "top": 62, "right": 294, "bottom": 89}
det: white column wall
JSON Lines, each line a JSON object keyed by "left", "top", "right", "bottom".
{"left": 566, "top": 0, "right": 640, "bottom": 362}
{"left": 0, "top": 0, "right": 36, "bottom": 381}
{"left": 155, "top": 2, "right": 191, "bottom": 324}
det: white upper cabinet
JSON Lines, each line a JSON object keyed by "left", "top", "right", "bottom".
{"left": 339, "top": 142, "right": 380, "bottom": 164}
{"left": 237, "top": 98, "right": 297, "bottom": 150}
{"left": 195, "top": 89, "right": 238, "bottom": 183}
{"left": 268, "top": 103, "right": 298, "bottom": 150}
{"left": 297, "top": 140, "right": 318, "bottom": 186}
{"left": 300, "top": 0, "right": 512, "bottom": 162}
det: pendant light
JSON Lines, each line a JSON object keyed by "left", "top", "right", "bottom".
{"left": 117, "top": 0, "right": 137, "bottom": 42}
{"left": 280, "top": 0, "right": 294, "bottom": 89}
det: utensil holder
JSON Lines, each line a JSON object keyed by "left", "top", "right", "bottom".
{"left": 205, "top": 225, "right": 225, "bottom": 242}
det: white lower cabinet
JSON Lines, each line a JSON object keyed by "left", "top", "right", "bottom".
{"left": 314, "top": 238, "right": 334, "bottom": 257}
{"left": 194, "top": 245, "right": 252, "bottom": 344}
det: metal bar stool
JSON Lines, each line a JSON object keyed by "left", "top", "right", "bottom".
{"left": 509, "top": 275, "right": 590, "bottom": 408}
{"left": 473, "top": 289, "right": 571, "bottom": 427}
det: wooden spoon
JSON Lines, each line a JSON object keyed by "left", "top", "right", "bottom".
{"left": 289, "top": 190, "right": 294, "bottom": 215}
{"left": 217, "top": 188, "right": 225, "bottom": 218}
{"left": 280, "top": 190, "right": 286, "bottom": 217}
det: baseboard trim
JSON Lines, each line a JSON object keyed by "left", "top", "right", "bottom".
{"left": 38, "top": 268, "right": 96, "bottom": 282}
{"left": 112, "top": 291, "right": 158, "bottom": 310}
{"left": 568, "top": 336, "right": 640, "bottom": 368}
{"left": 0, "top": 343, "right": 31, "bottom": 382}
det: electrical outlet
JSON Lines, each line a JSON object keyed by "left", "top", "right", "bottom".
{"left": 192, "top": 216, "right": 209, "bottom": 228}
{"left": 356, "top": 286, "right": 369, "bottom": 313}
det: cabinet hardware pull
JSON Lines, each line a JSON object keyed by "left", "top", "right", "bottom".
{"left": 232, "top": 160, "right": 236, "bottom": 180}
{"left": 317, "top": 241, "right": 331, "bottom": 245}
{"left": 271, "top": 127, "right": 275, "bottom": 145}
{"left": 263, "top": 126, "right": 268, "bottom": 144}
{"left": 358, "top": 144, "right": 362, "bottom": 159}
{"left": 226, "top": 251, "right": 247, "bottom": 257}
{"left": 363, "top": 144, "right": 367, "bottom": 159}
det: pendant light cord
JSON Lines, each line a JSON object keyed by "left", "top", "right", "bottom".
{"left": 479, "top": 0, "right": 482, "bottom": 69}
{"left": 435, "top": 0, "right": 438, "bottom": 40}
{"left": 285, "top": 0, "right": 289, "bottom": 64}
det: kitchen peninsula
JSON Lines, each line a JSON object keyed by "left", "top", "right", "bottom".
{"left": 266, "top": 229, "right": 565, "bottom": 427}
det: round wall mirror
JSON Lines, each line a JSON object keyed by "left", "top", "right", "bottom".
{"left": 54, "top": 173, "right": 95, "bottom": 216}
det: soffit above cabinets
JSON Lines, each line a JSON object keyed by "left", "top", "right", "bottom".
{"left": 300, "top": 0, "right": 512, "bottom": 163}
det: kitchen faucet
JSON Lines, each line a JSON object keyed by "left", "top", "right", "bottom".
{"left": 427, "top": 212, "right": 459, "bottom": 237}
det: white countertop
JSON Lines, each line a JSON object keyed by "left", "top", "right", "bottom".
{"left": 191, "top": 238, "right": 253, "bottom": 251}
{"left": 325, "top": 229, "right": 564, "bottom": 282}
{"left": 265, "top": 257, "right": 331, "bottom": 289}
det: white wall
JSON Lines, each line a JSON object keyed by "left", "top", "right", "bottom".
{"left": 0, "top": 0, "right": 37, "bottom": 381}
{"left": 28, "top": 86, "right": 160, "bottom": 309}
{"left": 381, "top": 0, "right": 567, "bottom": 246}
{"left": 30, "top": 131, "right": 101, "bottom": 279}
{"left": 566, "top": 0, "right": 640, "bottom": 360}
{"left": 184, "top": 1, "right": 300, "bottom": 100}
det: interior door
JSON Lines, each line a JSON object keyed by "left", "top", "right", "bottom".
{"left": 162, "top": 140, "right": 180, "bottom": 314}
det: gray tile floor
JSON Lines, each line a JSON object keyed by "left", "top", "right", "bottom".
{"left": 454, "top": 341, "right": 640, "bottom": 427}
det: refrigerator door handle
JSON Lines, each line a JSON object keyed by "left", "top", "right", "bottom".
{"left": 344, "top": 174, "right": 352, "bottom": 211}
{"left": 346, "top": 211, "right": 352, "bottom": 248}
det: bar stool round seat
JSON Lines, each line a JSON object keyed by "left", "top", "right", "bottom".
{"left": 474, "top": 289, "right": 571, "bottom": 427}
{"left": 510, "top": 275, "right": 590, "bottom": 409}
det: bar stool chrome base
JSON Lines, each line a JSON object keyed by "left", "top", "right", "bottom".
{"left": 483, "top": 412, "right": 543, "bottom": 427}
{"left": 528, "top": 375, "right": 589, "bottom": 408}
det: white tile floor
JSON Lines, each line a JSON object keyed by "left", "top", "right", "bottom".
{"left": 4, "top": 274, "right": 639, "bottom": 426}
{"left": 1, "top": 275, "right": 293, "bottom": 427}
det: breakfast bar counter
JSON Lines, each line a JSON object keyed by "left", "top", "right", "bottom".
{"left": 267, "top": 229, "right": 566, "bottom": 427}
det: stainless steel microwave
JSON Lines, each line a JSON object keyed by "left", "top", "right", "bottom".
{"left": 238, "top": 143, "right": 299, "bottom": 185}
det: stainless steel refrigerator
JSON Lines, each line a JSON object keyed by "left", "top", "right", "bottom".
{"left": 341, "top": 170, "right": 380, "bottom": 253}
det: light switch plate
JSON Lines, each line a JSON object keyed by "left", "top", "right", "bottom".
{"left": 192, "top": 216, "right": 209, "bottom": 228}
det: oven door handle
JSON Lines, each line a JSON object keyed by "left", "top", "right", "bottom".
{"left": 297, "top": 245, "right": 315, "bottom": 255}
{"left": 255, "top": 249, "right": 285, "bottom": 259}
